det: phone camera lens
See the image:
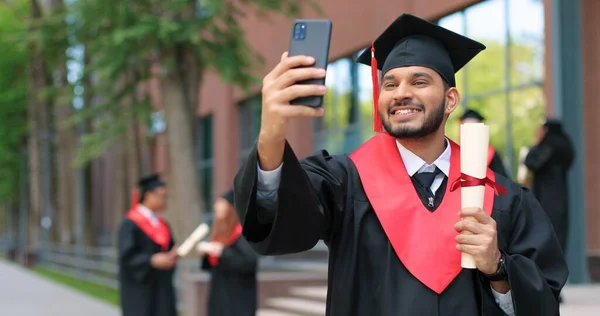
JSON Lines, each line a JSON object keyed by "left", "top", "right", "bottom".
{"left": 293, "top": 23, "right": 306, "bottom": 40}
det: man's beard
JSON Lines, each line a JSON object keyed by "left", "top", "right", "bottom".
{"left": 381, "top": 98, "right": 446, "bottom": 139}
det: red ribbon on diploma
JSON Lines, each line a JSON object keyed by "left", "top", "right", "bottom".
{"left": 449, "top": 173, "right": 507, "bottom": 195}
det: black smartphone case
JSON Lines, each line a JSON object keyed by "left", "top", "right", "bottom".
{"left": 288, "top": 19, "right": 332, "bottom": 107}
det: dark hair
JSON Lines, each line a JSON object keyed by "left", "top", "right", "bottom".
{"left": 443, "top": 80, "right": 450, "bottom": 92}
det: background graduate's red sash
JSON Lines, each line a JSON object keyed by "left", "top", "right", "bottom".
{"left": 349, "top": 133, "right": 496, "bottom": 294}
{"left": 126, "top": 207, "right": 171, "bottom": 252}
{"left": 207, "top": 224, "right": 242, "bottom": 266}
{"left": 487, "top": 145, "right": 496, "bottom": 166}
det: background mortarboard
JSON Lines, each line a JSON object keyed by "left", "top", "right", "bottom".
{"left": 544, "top": 118, "right": 563, "bottom": 132}
{"left": 460, "top": 109, "right": 485, "bottom": 122}
{"left": 138, "top": 174, "right": 166, "bottom": 191}
{"left": 133, "top": 174, "right": 166, "bottom": 205}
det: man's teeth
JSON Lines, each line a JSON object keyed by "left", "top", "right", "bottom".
{"left": 394, "top": 109, "right": 420, "bottom": 115}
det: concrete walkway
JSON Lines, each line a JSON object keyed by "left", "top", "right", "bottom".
{"left": 0, "top": 260, "right": 119, "bottom": 316}
{"left": 560, "top": 285, "right": 600, "bottom": 316}
{"left": 1, "top": 258, "right": 598, "bottom": 316}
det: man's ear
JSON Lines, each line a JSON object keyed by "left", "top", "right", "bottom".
{"left": 445, "top": 87, "right": 460, "bottom": 115}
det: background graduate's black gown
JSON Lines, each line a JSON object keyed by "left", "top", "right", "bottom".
{"left": 489, "top": 151, "right": 508, "bottom": 178}
{"left": 117, "top": 218, "right": 177, "bottom": 316}
{"left": 201, "top": 236, "right": 258, "bottom": 316}
{"left": 524, "top": 131, "right": 574, "bottom": 252}
{"left": 234, "top": 141, "right": 568, "bottom": 316}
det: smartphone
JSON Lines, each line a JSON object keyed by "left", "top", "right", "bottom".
{"left": 288, "top": 19, "right": 332, "bottom": 107}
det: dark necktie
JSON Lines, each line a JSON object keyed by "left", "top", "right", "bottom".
{"left": 413, "top": 167, "right": 442, "bottom": 208}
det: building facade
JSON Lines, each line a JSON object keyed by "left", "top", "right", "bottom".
{"left": 179, "top": 0, "right": 599, "bottom": 282}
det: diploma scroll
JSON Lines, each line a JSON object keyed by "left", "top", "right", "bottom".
{"left": 176, "top": 223, "right": 210, "bottom": 257}
{"left": 459, "top": 123, "right": 490, "bottom": 269}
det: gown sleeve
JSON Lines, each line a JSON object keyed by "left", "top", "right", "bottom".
{"left": 233, "top": 140, "right": 348, "bottom": 255}
{"left": 117, "top": 220, "right": 153, "bottom": 282}
{"left": 498, "top": 187, "right": 568, "bottom": 315}
{"left": 202, "top": 237, "right": 258, "bottom": 274}
{"left": 524, "top": 144, "right": 553, "bottom": 172}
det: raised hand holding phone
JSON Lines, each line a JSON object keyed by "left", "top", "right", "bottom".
{"left": 258, "top": 19, "right": 332, "bottom": 171}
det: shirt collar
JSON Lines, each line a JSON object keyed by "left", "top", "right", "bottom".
{"left": 137, "top": 204, "right": 157, "bottom": 220}
{"left": 396, "top": 138, "right": 451, "bottom": 177}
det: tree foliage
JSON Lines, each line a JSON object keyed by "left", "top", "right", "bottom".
{"left": 0, "top": 1, "right": 30, "bottom": 202}
{"left": 33, "top": 0, "right": 317, "bottom": 166}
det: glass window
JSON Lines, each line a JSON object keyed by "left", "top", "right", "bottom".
{"left": 196, "top": 115, "right": 213, "bottom": 212}
{"left": 465, "top": 0, "right": 507, "bottom": 95}
{"left": 509, "top": 86, "right": 546, "bottom": 163}
{"left": 238, "top": 94, "right": 262, "bottom": 162}
{"left": 314, "top": 58, "right": 357, "bottom": 154}
{"left": 508, "top": 0, "right": 544, "bottom": 85}
{"left": 439, "top": 0, "right": 545, "bottom": 178}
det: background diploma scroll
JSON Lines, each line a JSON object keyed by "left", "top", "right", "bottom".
{"left": 459, "top": 123, "right": 490, "bottom": 269}
{"left": 176, "top": 223, "right": 210, "bottom": 257}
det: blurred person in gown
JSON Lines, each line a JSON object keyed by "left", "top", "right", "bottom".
{"left": 524, "top": 119, "right": 574, "bottom": 253}
{"left": 198, "top": 189, "right": 259, "bottom": 316}
{"left": 459, "top": 109, "right": 509, "bottom": 178}
{"left": 117, "top": 174, "right": 178, "bottom": 316}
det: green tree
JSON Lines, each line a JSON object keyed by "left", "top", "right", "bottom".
{"left": 32, "top": 0, "right": 319, "bottom": 240}
{"left": 0, "top": 0, "right": 30, "bottom": 243}
{"left": 0, "top": 1, "right": 29, "bottom": 203}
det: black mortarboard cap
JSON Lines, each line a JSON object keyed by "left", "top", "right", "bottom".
{"left": 355, "top": 14, "right": 486, "bottom": 132}
{"left": 138, "top": 174, "right": 166, "bottom": 191}
{"left": 544, "top": 118, "right": 563, "bottom": 132}
{"left": 460, "top": 109, "right": 485, "bottom": 122}
{"left": 221, "top": 189, "right": 234, "bottom": 205}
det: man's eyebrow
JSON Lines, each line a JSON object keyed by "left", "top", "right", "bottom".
{"left": 382, "top": 74, "right": 395, "bottom": 81}
{"left": 410, "top": 72, "right": 434, "bottom": 80}
{"left": 382, "top": 72, "right": 434, "bottom": 81}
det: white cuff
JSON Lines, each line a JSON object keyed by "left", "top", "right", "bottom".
{"left": 256, "top": 163, "right": 283, "bottom": 192}
{"left": 491, "top": 287, "right": 514, "bottom": 316}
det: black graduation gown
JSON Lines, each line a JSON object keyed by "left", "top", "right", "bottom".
{"left": 117, "top": 218, "right": 177, "bottom": 316}
{"left": 489, "top": 151, "right": 508, "bottom": 178}
{"left": 233, "top": 140, "right": 568, "bottom": 316}
{"left": 524, "top": 139, "right": 574, "bottom": 252}
{"left": 201, "top": 236, "right": 259, "bottom": 316}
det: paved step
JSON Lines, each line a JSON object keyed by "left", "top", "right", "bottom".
{"left": 257, "top": 309, "right": 303, "bottom": 316}
{"left": 266, "top": 297, "right": 326, "bottom": 316}
{"left": 260, "top": 259, "right": 328, "bottom": 274}
{"left": 288, "top": 286, "right": 327, "bottom": 301}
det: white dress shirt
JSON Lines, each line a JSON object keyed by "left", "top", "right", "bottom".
{"left": 254, "top": 139, "right": 515, "bottom": 316}
{"left": 137, "top": 204, "right": 159, "bottom": 227}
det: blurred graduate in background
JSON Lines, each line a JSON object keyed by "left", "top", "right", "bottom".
{"left": 198, "top": 189, "right": 259, "bottom": 316}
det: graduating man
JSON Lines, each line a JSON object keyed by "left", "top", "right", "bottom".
{"left": 117, "top": 174, "right": 178, "bottom": 316}
{"left": 459, "top": 108, "right": 509, "bottom": 177}
{"left": 234, "top": 13, "right": 567, "bottom": 316}
{"left": 198, "top": 190, "right": 259, "bottom": 316}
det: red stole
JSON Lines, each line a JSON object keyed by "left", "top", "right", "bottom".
{"left": 487, "top": 146, "right": 496, "bottom": 166}
{"left": 126, "top": 206, "right": 172, "bottom": 252}
{"left": 207, "top": 224, "right": 243, "bottom": 266}
{"left": 349, "top": 133, "right": 496, "bottom": 294}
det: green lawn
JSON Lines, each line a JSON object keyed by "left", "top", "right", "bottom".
{"left": 32, "top": 267, "right": 120, "bottom": 306}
